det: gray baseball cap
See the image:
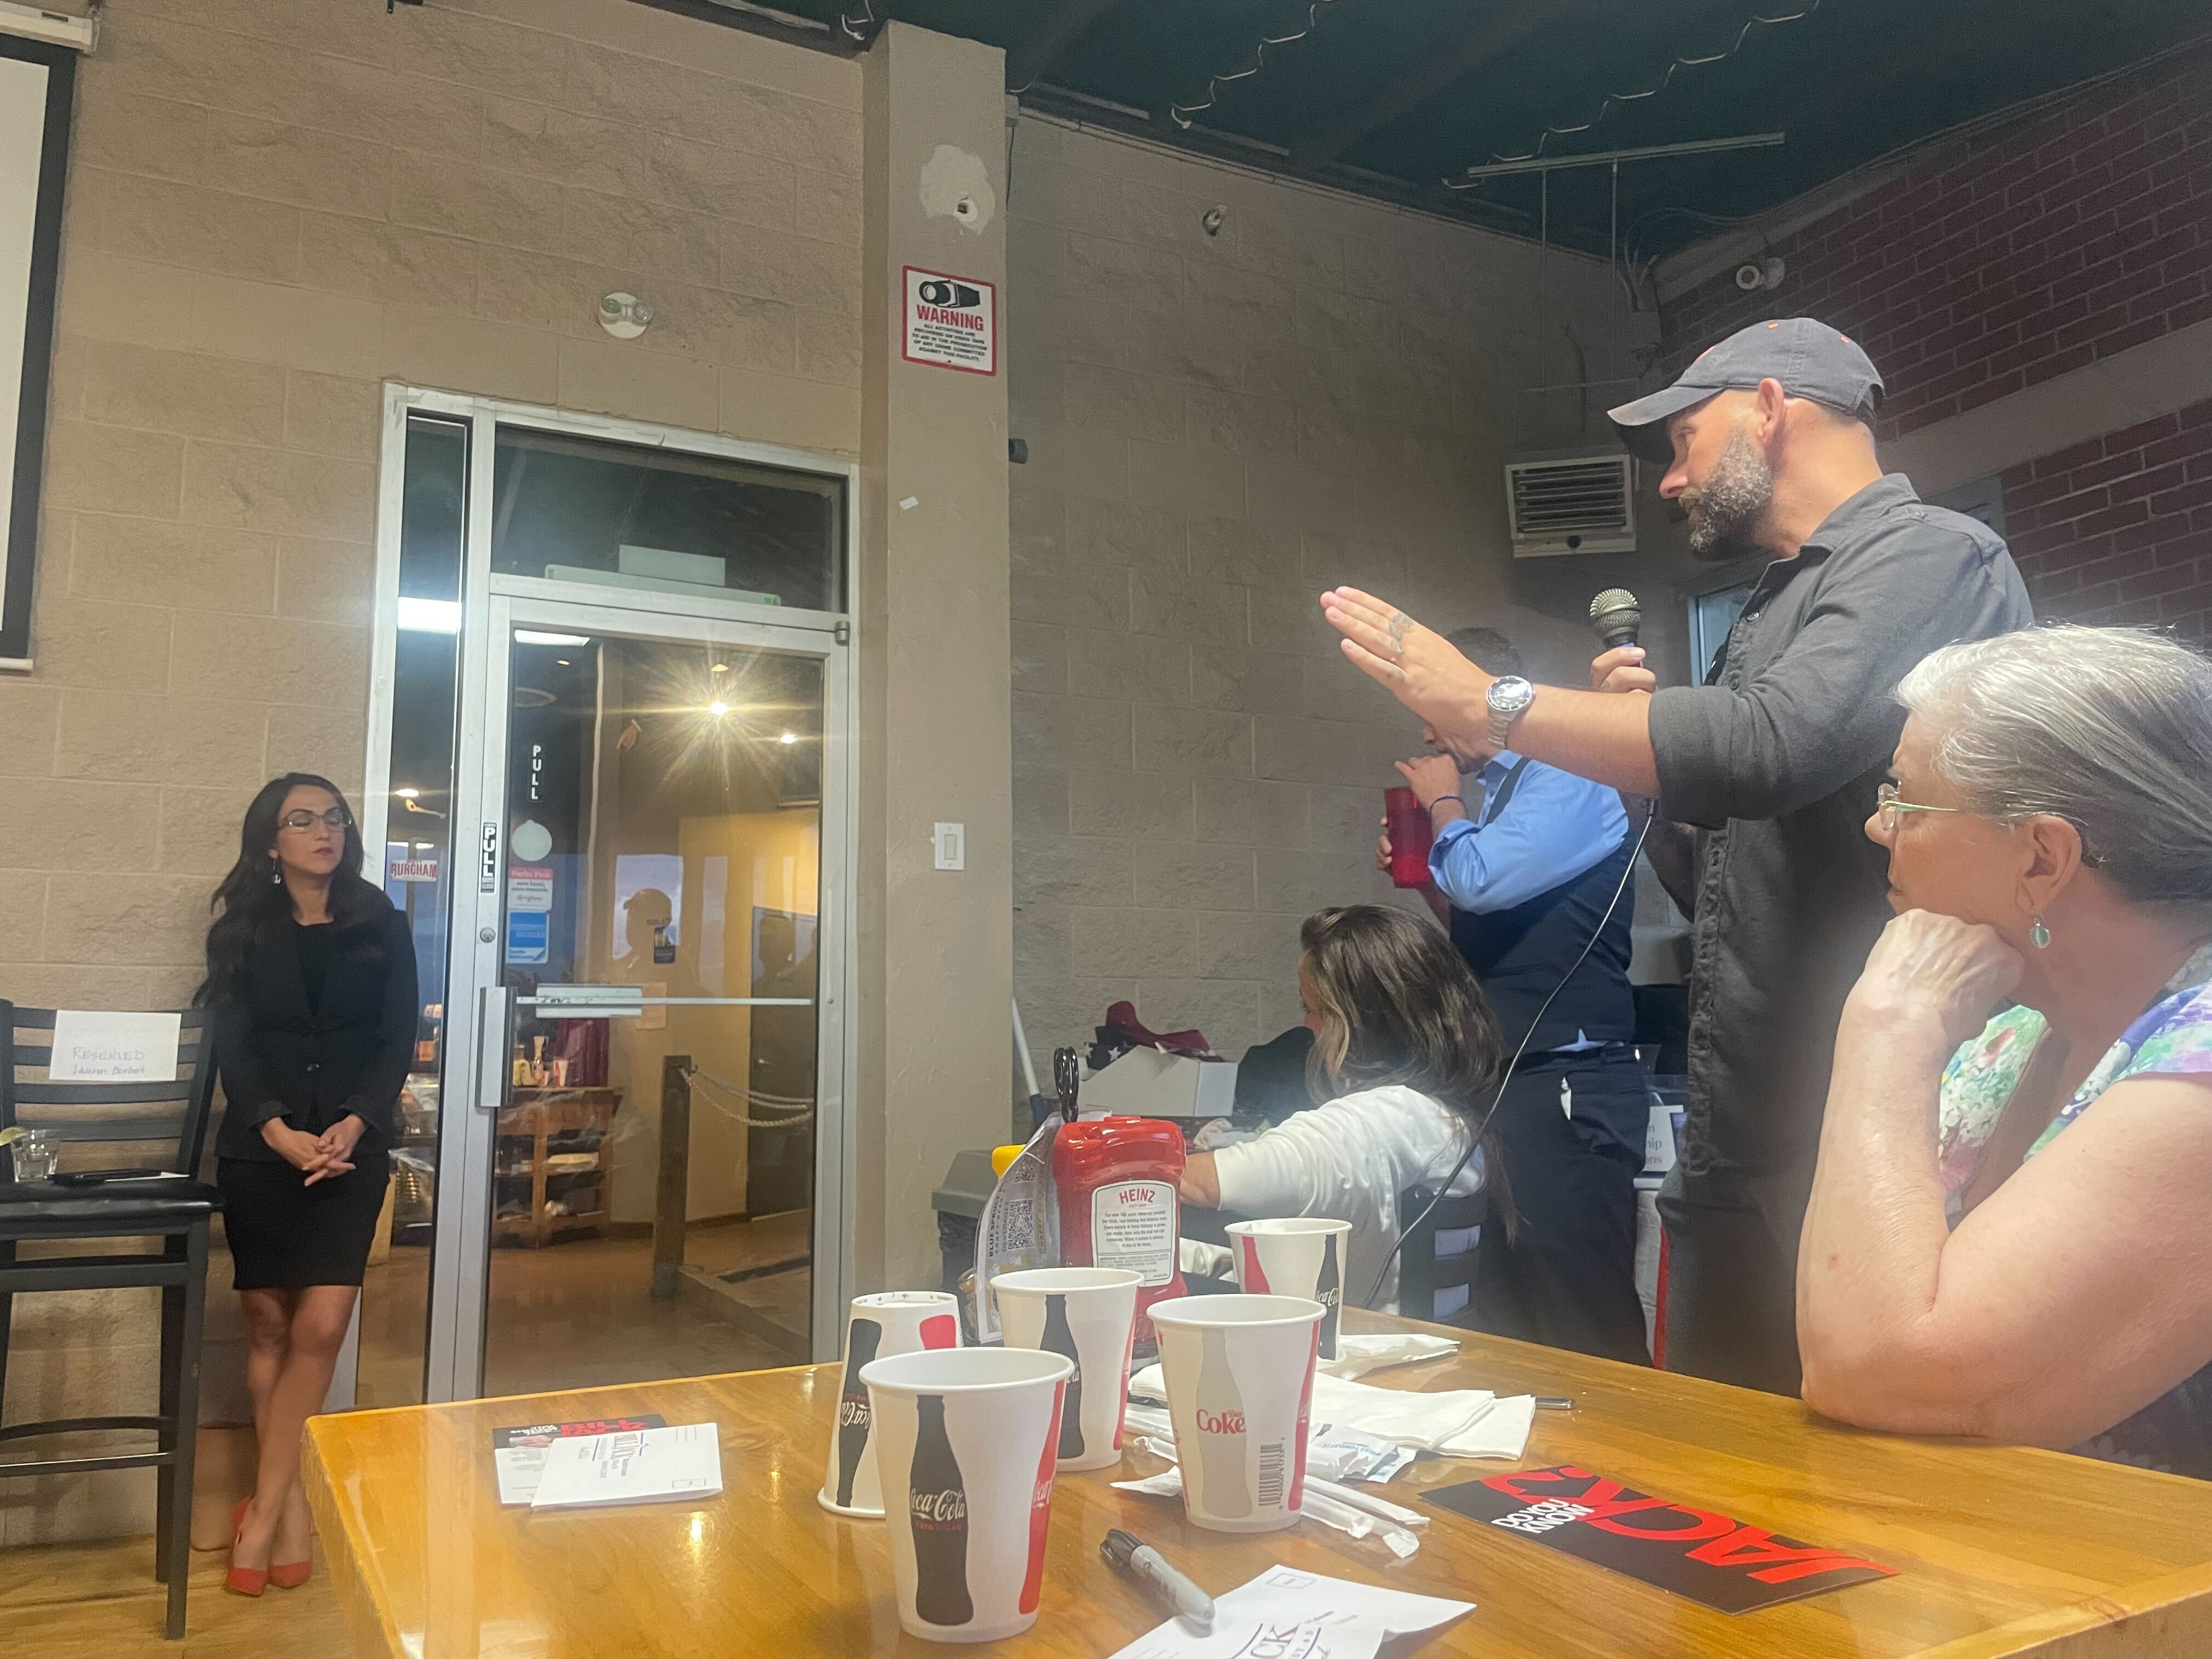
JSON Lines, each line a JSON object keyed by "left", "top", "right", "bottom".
{"left": 1607, "top": 317, "right": 1883, "bottom": 464}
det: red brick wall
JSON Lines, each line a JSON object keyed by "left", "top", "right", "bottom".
{"left": 2001, "top": 398, "right": 2212, "bottom": 642}
{"left": 1657, "top": 50, "right": 2212, "bottom": 639}
{"left": 1660, "top": 51, "right": 2212, "bottom": 443}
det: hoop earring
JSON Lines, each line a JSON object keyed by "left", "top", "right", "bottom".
{"left": 2030, "top": 916, "right": 2051, "bottom": 949}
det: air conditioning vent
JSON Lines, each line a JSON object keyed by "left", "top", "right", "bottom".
{"left": 1505, "top": 454, "right": 1635, "bottom": 557}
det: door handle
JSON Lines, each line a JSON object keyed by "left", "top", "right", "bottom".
{"left": 475, "top": 984, "right": 510, "bottom": 1113}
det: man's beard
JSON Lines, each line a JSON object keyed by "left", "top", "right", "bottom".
{"left": 1681, "top": 422, "right": 1775, "bottom": 561}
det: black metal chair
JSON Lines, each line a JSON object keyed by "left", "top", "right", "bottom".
{"left": 1396, "top": 1186, "right": 1487, "bottom": 1327}
{"left": 0, "top": 1002, "right": 222, "bottom": 1640}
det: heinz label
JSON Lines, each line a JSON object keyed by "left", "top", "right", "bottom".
{"left": 1091, "top": 1178, "right": 1176, "bottom": 1287}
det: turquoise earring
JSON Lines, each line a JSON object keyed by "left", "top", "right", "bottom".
{"left": 2030, "top": 917, "right": 2051, "bottom": 949}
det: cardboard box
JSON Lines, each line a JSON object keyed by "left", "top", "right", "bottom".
{"left": 1079, "top": 1046, "right": 1238, "bottom": 1120}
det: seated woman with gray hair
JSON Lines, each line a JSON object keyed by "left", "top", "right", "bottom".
{"left": 1798, "top": 625, "right": 2212, "bottom": 1477}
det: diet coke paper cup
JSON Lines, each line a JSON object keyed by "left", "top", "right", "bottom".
{"left": 860, "top": 1345, "right": 1074, "bottom": 1644}
{"left": 819, "top": 1290, "right": 962, "bottom": 1517}
{"left": 991, "top": 1267, "right": 1141, "bottom": 1472}
{"left": 1148, "top": 1294, "right": 1322, "bottom": 1533}
{"left": 1225, "top": 1217, "right": 1350, "bottom": 1359}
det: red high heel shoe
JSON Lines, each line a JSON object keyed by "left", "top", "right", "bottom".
{"left": 270, "top": 1542, "right": 313, "bottom": 1590}
{"left": 225, "top": 1498, "right": 267, "bottom": 1598}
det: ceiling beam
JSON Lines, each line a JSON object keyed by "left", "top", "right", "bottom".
{"left": 1006, "top": 0, "right": 1128, "bottom": 91}
{"left": 1290, "top": 0, "right": 1591, "bottom": 165}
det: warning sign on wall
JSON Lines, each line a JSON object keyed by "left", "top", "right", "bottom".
{"left": 902, "top": 266, "right": 996, "bottom": 375}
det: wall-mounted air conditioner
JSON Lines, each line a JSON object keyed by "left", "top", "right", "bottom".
{"left": 1505, "top": 453, "right": 1636, "bottom": 557}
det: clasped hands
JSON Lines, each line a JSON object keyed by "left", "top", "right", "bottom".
{"left": 261, "top": 1112, "right": 366, "bottom": 1186}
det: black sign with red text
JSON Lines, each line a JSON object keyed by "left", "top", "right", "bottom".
{"left": 1426, "top": 1465, "right": 1898, "bottom": 1613}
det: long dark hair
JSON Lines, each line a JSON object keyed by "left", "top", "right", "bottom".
{"left": 1297, "top": 904, "right": 1515, "bottom": 1230}
{"left": 194, "top": 774, "right": 385, "bottom": 1006}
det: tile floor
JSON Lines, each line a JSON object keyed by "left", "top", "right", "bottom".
{"left": 357, "top": 1210, "right": 814, "bottom": 1405}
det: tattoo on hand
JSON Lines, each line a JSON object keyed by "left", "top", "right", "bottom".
{"left": 1387, "top": 610, "right": 1411, "bottom": 656}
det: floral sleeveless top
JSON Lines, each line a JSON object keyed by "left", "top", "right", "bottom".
{"left": 1938, "top": 981, "right": 2212, "bottom": 1478}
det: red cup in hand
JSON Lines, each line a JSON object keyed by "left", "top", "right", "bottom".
{"left": 1384, "top": 786, "right": 1434, "bottom": 889}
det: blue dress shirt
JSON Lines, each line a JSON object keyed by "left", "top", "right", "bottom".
{"left": 1427, "top": 749, "right": 1629, "bottom": 915}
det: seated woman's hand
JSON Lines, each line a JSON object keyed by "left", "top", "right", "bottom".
{"left": 1846, "top": 909, "right": 2024, "bottom": 1052}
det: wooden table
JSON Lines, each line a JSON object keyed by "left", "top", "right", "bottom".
{"left": 303, "top": 1311, "right": 2212, "bottom": 1657}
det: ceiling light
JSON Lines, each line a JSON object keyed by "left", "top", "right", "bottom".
{"left": 710, "top": 663, "right": 729, "bottom": 674}
{"left": 515, "top": 630, "right": 590, "bottom": 646}
{"left": 394, "top": 787, "right": 420, "bottom": 799}
{"left": 397, "top": 597, "right": 461, "bottom": 634}
{"left": 708, "top": 700, "right": 730, "bottom": 719}
{"left": 555, "top": 658, "right": 570, "bottom": 666}
{"left": 778, "top": 732, "right": 798, "bottom": 745}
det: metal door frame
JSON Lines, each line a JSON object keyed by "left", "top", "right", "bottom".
{"left": 350, "top": 386, "right": 860, "bottom": 1407}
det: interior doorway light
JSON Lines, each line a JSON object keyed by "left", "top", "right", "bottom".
{"left": 778, "top": 732, "right": 799, "bottom": 745}
{"left": 397, "top": 597, "right": 462, "bottom": 633}
{"left": 515, "top": 630, "right": 591, "bottom": 646}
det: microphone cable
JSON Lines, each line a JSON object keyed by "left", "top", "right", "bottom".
{"left": 1358, "top": 812, "right": 1655, "bottom": 1311}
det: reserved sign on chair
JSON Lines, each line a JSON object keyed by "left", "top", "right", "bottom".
{"left": 47, "top": 1011, "right": 182, "bottom": 1083}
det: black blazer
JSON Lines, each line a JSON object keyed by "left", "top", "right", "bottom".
{"left": 213, "top": 901, "right": 419, "bottom": 1163}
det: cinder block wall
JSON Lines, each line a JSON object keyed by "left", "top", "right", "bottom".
{"left": 1, "top": 0, "right": 863, "bottom": 1546}
{"left": 1004, "top": 115, "right": 1663, "bottom": 1070}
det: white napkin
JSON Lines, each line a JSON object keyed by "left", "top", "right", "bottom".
{"left": 1311, "top": 1374, "right": 1533, "bottom": 1459}
{"left": 1127, "top": 1363, "right": 1533, "bottom": 1460}
{"left": 1318, "top": 1332, "right": 1459, "bottom": 1379}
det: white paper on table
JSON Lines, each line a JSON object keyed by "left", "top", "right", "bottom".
{"left": 48, "top": 1011, "right": 180, "bottom": 1082}
{"left": 528, "top": 1423, "right": 722, "bottom": 1510}
{"left": 1109, "top": 1564, "right": 1472, "bottom": 1659}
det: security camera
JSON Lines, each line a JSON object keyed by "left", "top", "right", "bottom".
{"left": 1734, "top": 256, "right": 1786, "bottom": 292}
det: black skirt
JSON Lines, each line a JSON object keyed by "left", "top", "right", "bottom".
{"left": 218, "top": 1151, "right": 391, "bottom": 1290}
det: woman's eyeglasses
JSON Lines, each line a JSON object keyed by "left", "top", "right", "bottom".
{"left": 1874, "top": 781, "right": 1962, "bottom": 833}
{"left": 278, "top": 809, "right": 352, "bottom": 833}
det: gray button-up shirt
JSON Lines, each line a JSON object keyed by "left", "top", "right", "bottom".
{"left": 1648, "top": 475, "right": 2034, "bottom": 1199}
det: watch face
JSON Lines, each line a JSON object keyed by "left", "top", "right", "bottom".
{"left": 1488, "top": 676, "right": 1536, "bottom": 716}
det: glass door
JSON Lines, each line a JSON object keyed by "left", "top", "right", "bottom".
{"left": 429, "top": 594, "right": 847, "bottom": 1401}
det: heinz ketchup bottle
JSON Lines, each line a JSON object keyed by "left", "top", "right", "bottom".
{"left": 1053, "top": 1115, "right": 1187, "bottom": 1358}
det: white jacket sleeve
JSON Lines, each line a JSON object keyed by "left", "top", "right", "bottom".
{"left": 1210, "top": 1087, "right": 1475, "bottom": 1222}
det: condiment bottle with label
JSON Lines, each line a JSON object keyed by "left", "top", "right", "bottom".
{"left": 1052, "top": 1115, "right": 1186, "bottom": 1358}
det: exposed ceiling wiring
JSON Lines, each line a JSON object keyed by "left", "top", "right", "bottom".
{"left": 1482, "top": 0, "right": 1824, "bottom": 167}
{"left": 837, "top": 0, "right": 876, "bottom": 44}
{"left": 1170, "top": 0, "right": 1348, "bottom": 130}
{"left": 1618, "top": 25, "right": 2212, "bottom": 303}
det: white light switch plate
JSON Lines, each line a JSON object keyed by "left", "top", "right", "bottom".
{"left": 933, "top": 822, "right": 965, "bottom": 870}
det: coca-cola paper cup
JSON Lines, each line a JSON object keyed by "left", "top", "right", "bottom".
{"left": 818, "top": 1290, "right": 962, "bottom": 1517}
{"left": 991, "top": 1267, "right": 1141, "bottom": 1472}
{"left": 1148, "top": 1294, "right": 1322, "bottom": 1533}
{"left": 1224, "top": 1218, "right": 1351, "bottom": 1359}
{"left": 859, "top": 1346, "right": 1074, "bottom": 1644}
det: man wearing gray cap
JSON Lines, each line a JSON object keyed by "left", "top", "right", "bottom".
{"left": 1318, "top": 318, "right": 2032, "bottom": 1394}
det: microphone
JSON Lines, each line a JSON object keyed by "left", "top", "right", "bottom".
{"left": 1589, "top": 588, "right": 1641, "bottom": 652}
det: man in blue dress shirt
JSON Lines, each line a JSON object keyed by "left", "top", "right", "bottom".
{"left": 1379, "top": 627, "right": 1651, "bottom": 1364}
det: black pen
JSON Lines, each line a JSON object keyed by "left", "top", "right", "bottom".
{"left": 1101, "top": 1528, "right": 1215, "bottom": 1630}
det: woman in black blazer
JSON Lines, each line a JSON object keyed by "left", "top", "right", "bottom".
{"left": 197, "top": 772, "right": 416, "bottom": 1596}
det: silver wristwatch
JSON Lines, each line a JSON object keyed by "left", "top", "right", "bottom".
{"left": 1486, "top": 675, "right": 1535, "bottom": 749}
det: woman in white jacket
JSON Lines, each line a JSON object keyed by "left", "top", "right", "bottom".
{"left": 1178, "top": 904, "right": 1505, "bottom": 1313}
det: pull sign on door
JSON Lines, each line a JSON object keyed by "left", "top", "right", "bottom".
{"left": 480, "top": 821, "right": 500, "bottom": 893}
